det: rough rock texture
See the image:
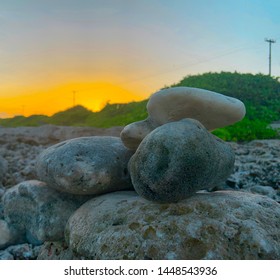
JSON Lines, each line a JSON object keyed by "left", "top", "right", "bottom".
{"left": 129, "top": 119, "right": 235, "bottom": 202}
{"left": 228, "top": 140, "right": 280, "bottom": 193}
{"left": 121, "top": 87, "right": 245, "bottom": 149}
{"left": 0, "top": 125, "right": 123, "bottom": 145}
{"left": 36, "top": 136, "right": 134, "bottom": 195}
{"left": 0, "top": 219, "right": 12, "bottom": 249}
{"left": 0, "top": 243, "right": 41, "bottom": 260}
{"left": 37, "top": 241, "right": 81, "bottom": 260}
{"left": 0, "top": 155, "right": 8, "bottom": 183}
{"left": 0, "top": 142, "right": 45, "bottom": 188}
{"left": 3, "top": 180, "right": 91, "bottom": 245}
{"left": 0, "top": 125, "right": 278, "bottom": 260}
{"left": 0, "top": 125, "right": 124, "bottom": 188}
{"left": 0, "top": 198, "right": 3, "bottom": 219}
{"left": 66, "top": 190, "right": 280, "bottom": 260}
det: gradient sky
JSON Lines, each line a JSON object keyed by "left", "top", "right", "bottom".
{"left": 1, "top": 0, "right": 280, "bottom": 117}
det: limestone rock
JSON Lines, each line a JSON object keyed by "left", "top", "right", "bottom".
{"left": 66, "top": 190, "right": 280, "bottom": 260}
{"left": 0, "top": 124, "right": 123, "bottom": 145}
{"left": 0, "top": 142, "right": 45, "bottom": 188}
{"left": 0, "top": 250, "right": 14, "bottom": 260}
{"left": 36, "top": 136, "right": 134, "bottom": 195}
{"left": 0, "top": 185, "right": 5, "bottom": 198}
{"left": 0, "top": 243, "right": 41, "bottom": 260}
{"left": 121, "top": 87, "right": 246, "bottom": 149}
{"left": 0, "top": 199, "right": 3, "bottom": 219}
{"left": 129, "top": 119, "right": 235, "bottom": 202}
{"left": 37, "top": 241, "right": 81, "bottom": 260}
{"left": 227, "top": 140, "right": 280, "bottom": 194}
{"left": 0, "top": 220, "right": 12, "bottom": 250}
{"left": 0, "top": 155, "right": 8, "bottom": 182}
{"left": 3, "top": 180, "right": 91, "bottom": 244}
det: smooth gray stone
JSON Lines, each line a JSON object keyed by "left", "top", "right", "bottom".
{"left": 36, "top": 136, "right": 134, "bottom": 195}
{"left": 121, "top": 87, "right": 246, "bottom": 150}
{"left": 129, "top": 118, "right": 235, "bottom": 202}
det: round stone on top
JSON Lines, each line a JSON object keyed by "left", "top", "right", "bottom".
{"left": 121, "top": 87, "right": 246, "bottom": 150}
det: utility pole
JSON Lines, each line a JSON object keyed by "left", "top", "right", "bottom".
{"left": 265, "top": 38, "right": 276, "bottom": 76}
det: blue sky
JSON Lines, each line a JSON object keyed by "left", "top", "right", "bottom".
{"left": 0, "top": 0, "right": 280, "bottom": 115}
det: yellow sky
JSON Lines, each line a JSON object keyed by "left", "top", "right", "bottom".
{"left": 1, "top": 1, "right": 279, "bottom": 118}
{"left": 0, "top": 80, "right": 148, "bottom": 117}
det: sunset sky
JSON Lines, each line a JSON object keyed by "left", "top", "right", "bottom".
{"left": 1, "top": 0, "right": 280, "bottom": 117}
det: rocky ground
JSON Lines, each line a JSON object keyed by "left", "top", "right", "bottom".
{"left": 0, "top": 125, "right": 279, "bottom": 260}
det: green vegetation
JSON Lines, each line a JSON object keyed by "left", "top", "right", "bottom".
{"left": 84, "top": 100, "right": 148, "bottom": 128}
{"left": 49, "top": 105, "right": 92, "bottom": 126}
{"left": 171, "top": 72, "right": 280, "bottom": 141}
{"left": 0, "top": 72, "right": 279, "bottom": 141}
{"left": 0, "top": 114, "right": 49, "bottom": 127}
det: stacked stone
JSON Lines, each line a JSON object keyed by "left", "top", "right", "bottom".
{"left": 1, "top": 137, "right": 134, "bottom": 255}
{"left": 1, "top": 87, "right": 280, "bottom": 260}
{"left": 123, "top": 87, "right": 245, "bottom": 202}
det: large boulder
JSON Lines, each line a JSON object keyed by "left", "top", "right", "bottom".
{"left": 121, "top": 87, "right": 245, "bottom": 149}
{"left": 3, "top": 180, "right": 91, "bottom": 245}
{"left": 36, "top": 136, "right": 134, "bottom": 195}
{"left": 65, "top": 190, "right": 280, "bottom": 260}
{"left": 129, "top": 118, "right": 235, "bottom": 202}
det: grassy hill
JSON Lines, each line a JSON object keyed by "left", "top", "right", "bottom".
{"left": 0, "top": 72, "right": 279, "bottom": 141}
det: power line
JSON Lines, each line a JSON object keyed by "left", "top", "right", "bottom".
{"left": 123, "top": 43, "right": 263, "bottom": 85}
{"left": 265, "top": 38, "right": 276, "bottom": 76}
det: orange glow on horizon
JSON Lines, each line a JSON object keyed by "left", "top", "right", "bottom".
{"left": 0, "top": 81, "right": 148, "bottom": 118}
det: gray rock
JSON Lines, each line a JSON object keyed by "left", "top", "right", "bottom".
{"left": 0, "top": 250, "right": 14, "bottom": 260}
{"left": 0, "top": 200, "right": 3, "bottom": 219}
{"left": 121, "top": 87, "right": 245, "bottom": 150}
{"left": 0, "top": 125, "right": 124, "bottom": 188}
{"left": 0, "top": 185, "right": 5, "bottom": 198}
{"left": 66, "top": 190, "right": 280, "bottom": 260}
{"left": 0, "top": 124, "right": 123, "bottom": 145}
{"left": 226, "top": 140, "right": 280, "bottom": 201}
{"left": 0, "top": 142, "right": 45, "bottom": 188}
{"left": 3, "top": 180, "right": 91, "bottom": 244}
{"left": 36, "top": 136, "right": 134, "bottom": 195}
{"left": 37, "top": 241, "right": 82, "bottom": 260}
{"left": 0, "top": 219, "right": 12, "bottom": 249}
{"left": 1, "top": 243, "right": 41, "bottom": 260}
{"left": 249, "top": 185, "right": 277, "bottom": 198}
{"left": 129, "top": 118, "right": 235, "bottom": 202}
{"left": 0, "top": 155, "right": 8, "bottom": 182}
